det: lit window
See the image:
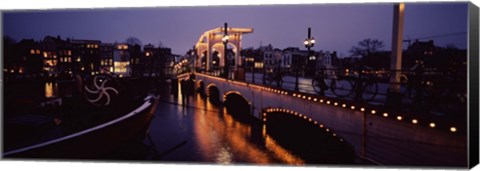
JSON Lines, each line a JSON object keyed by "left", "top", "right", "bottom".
{"left": 36, "top": 50, "right": 41, "bottom": 54}
{"left": 30, "top": 49, "right": 35, "bottom": 54}
{"left": 114, "top": 61, "right": 129, "bottom": 73}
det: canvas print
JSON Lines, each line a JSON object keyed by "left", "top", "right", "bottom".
{"left": 1, "top": 2, "right": 475, "bottom": 169}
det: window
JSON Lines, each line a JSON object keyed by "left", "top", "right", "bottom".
{"left": 30, "top": 49, "right": 35, "bottom": 54}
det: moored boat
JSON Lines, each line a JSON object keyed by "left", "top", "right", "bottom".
{"left": 3, "top": 73, "right": 161, "bottom": 159}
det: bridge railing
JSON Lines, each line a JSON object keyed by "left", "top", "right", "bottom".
{"left": 192, "top": 66, "right": 466, "bottom": 129}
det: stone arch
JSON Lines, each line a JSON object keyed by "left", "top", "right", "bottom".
{"left": 224, "top": 91, "right": 253, "bottom": 119}
{"left": 206, "top": 83, "right": 220, "bottom": 103}
{"left": 223, "top": 90, "right": 249, "bottom": 103}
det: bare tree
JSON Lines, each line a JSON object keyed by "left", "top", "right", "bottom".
{"left": 126, "top": 37, "right": 142, "bottom": 46}
{"left": 349, "top": 38, "right": 384, "bottom": 58}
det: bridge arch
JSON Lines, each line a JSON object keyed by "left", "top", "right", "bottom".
{"left": 262, "top": 107, "right": 356, "bottom": 163}
{"left": 223, "top": 91, "right": 252, "bottom": 116}
{"left": 206, "top": 83, "right": 220, "bottom": 103}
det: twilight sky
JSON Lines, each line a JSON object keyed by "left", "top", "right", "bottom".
{"left": 2, "top": 2, "right": 468, "bottom": 56}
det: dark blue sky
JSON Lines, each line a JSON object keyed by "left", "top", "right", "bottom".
{"left": 2, "top": 2, "right": 468, "bottom": 56}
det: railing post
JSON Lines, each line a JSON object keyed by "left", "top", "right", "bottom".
{"left": 252, "top": 66, "right": 255, "bottom": 83}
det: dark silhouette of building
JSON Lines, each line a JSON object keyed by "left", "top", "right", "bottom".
{"left": 100, "top": 43, "right": 114, "bottom": 73}
{"left": 129, "top": 44, "right": 143, "bottom": 76}
{"left": 8, "top": 39, "right": 44, "bottom": 76}
{"left": 71, "top": 39, "right": 101, "bottom": 75}
{"left": 143, "top": 44, "right": 175, "bottom": 79}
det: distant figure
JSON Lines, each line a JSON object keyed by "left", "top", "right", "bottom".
{"left": 186, "top": 76, "right": 195, "bottom": 99}
{"left": 180, "top": 78, "right": 187, "bottom": 105}
{"left": 171, "top": 77, "right": 179, "bottom": 97}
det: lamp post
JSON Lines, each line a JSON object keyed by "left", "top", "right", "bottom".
{"left": 222, "top": 22, "right": 229, "bottom": 80}
{"left": 295, "top": 27, "right": 315, "bottom": 91}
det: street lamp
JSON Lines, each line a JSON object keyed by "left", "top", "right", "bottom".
{"left": 295, "top": 27, "right": 315, "bottom": 91}
{"left": 223, "top": 22, "right": 229, "bottom": 80}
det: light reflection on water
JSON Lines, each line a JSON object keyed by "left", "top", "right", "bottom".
{"left": 45, "top": 82, "right": 58, "bottom": 98}
{"left": 149, "top": 90, "right": 304, "bottom": 165}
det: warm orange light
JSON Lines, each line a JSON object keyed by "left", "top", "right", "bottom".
{"left": 412, "top": 119, "right": 418, "bottom": 124}
{"left": 350, "top": 106, "right": 355, "bottom": 110}
{"left": 429, "top": 123, "right": 436, "bottom": 128}
{"left": 371, "top": 110, "right": 376, "bottom": 114}
{"left": 397, "top": 116, "right": 403, "bottom": 121}
{"left": 360, "top": 108, "right": 365, "bottom": 112}
{"left": 342, "top": 104, "right": 346, "bottom": 108}
{"left": 450, "top": 127, "right": 457, "bottom": 132}
{"left": 383, "top": 113, "right": 388, "bottom": 117}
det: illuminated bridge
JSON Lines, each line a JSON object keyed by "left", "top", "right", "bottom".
{"left": 185, "top": 19, "right": 467, "bottom": 166}
{"left": 190, "top": 72, "right": 466, "bottom": 166}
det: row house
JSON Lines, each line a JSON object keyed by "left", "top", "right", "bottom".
{"left": 9, "top": 39, "right": 43, "bottom": 76}
{"left": 100, "top": 43, "right": 114, "bottom": 73}
{"left": 113, "top": 43, "right": 131, "bottom": 77}
{"left": 240, "top": 45, "right": 339, "bottom": 77}
{"left": 5, "top": 35, "right": 177, "bottom": 80}
{"left": 261, "top": 44, "right": 283, "bottom": 72}
{"left": 70, "top": 39, "right": 101, "bottom": 75}
{"left": 144, "top": 44, "right": 176, "bottom": 78}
